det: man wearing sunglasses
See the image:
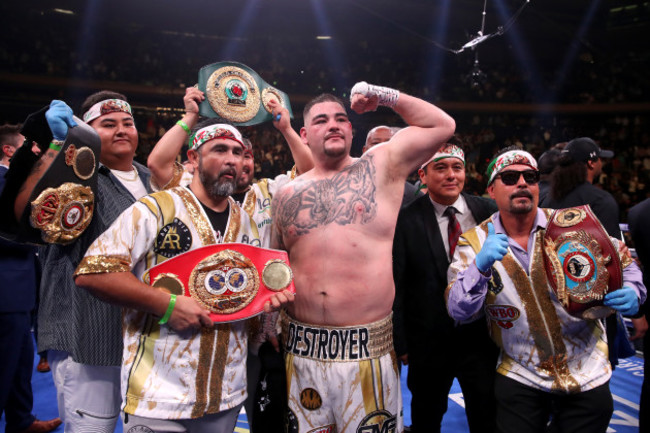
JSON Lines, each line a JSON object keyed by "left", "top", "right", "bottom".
{"left": 445, "top": 147, "right": 646, "bottom": 433}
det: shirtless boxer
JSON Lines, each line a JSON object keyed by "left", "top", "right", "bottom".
{"left": 271, "top": 82, "right": 455, "bottom": 433}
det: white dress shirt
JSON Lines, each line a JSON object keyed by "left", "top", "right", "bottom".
{"left": 430, "top": 194, "right": 478, "bottom": 259}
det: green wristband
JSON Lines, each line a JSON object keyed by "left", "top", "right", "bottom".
{"left": 49, "top": 140, "right": 64, "bottom": 151}
{"left": 176, "top": 120, "right": 191, "bottom": 134}
{"left": 158, "top": 294, "right": 177, "bottom": 325}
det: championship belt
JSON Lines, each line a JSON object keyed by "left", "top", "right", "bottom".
{"left": 197, "top": 61, "right": 293, "bottom": 126}
{"left": 144, "top": 243, "right": 295, "bottom": 323}
{"left": 543, "top": 205, "right": 623, "bottom": 319}
{"left": 0, "top": 117, "right": 100, "bottom": 245}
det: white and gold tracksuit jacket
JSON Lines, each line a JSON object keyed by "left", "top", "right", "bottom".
{"left": 76, "top": 187, "right": 255, "bottom": 419}
{"left": 168, "top": 162, "right": 295, "bottom": 248}
{"left": 446, "top": 209, "right": 643, "bottom": 394}
{"left": 236, "top": 173, "right": 293, "bottom": 248}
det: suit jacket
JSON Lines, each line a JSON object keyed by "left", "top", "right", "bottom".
{"left": 628, "top": 198, "right": 650, "bottom": 316}
{"left": 401, "top": 181, "right": 423, "bottom": 209}
{"left": 0, "top": 165, "right": 38, "bottom": 313}
{"left": 392, "top": 192, "right": 497, "bottom": 356}
{"left": 540, "top": 181, "right": 621, "bottom": 238}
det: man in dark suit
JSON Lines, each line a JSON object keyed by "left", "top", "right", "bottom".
{"left": 0, "top": 123, "right": 61, "bottom": 433}
{"left": 393, "top": 140, "right": 498, "bottom": 433}
{"left": 628, "top": 198, "right": 650, "bottom": 433}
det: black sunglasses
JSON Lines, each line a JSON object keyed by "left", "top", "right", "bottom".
{"left": 496, "top": 169, "right": 540, "bottom": 186}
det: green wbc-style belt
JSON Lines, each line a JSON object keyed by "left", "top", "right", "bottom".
{"left": 198, "top": 61, "right": 293, "bottom": 126}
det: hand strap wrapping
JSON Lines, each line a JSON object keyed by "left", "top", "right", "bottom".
{"left": 350, "top": 81, "right": 400, "bottom": 108}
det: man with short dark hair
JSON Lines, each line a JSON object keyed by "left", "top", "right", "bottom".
{"left": 393, "top": 140, "right": 498, "bottom": 433}
{"left": 35, "top": 92, "right": 153, "bottom": 433}
{"left": 272, "top": 82, "right": 456, "bottom": 432}
{"left": 0, "top": 124, "right": 24, "bottom": 167}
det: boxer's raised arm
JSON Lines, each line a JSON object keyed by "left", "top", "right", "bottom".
{"left": 350, "top": 82, "right": 455, "bottom": 179}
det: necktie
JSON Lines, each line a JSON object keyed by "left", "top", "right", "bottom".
{"left": 444, "top": 206, "right": 462, "bottom": 260}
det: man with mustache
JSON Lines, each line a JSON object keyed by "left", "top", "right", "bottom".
{"left": 147, "top": 88, "right": 313, "bottom": 431}
{"left": 147, "top": 87, "right": 313, "bottom": 248}
{"left": 75, "top": 121, "right": 294, "bottom": 432}
{"left": 392, "top": 140, "right": 498, "bottom": 433}
{"left": 271, "top": 82, "right": 456, "bottom": 432}
{"left": 445, "top": 147, "right": 646, "bottom": 433}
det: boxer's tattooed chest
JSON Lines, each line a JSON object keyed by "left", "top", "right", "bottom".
{"left": 276, "top": 157, "right": 377, "bottom": 236}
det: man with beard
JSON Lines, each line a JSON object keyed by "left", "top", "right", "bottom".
{"left": 147, "top": 87, "right": 313, "bottom": 248}
{"left": 147, "top": 89, "right": 312, "bottom": 431}
{"left": 271, "top": 82, "right": 456, "bottom": 432}
{"left": 445, "top": 147, "right": 646, "bottom": 433}
{"left": 74, "top": 122, "right": 294, "bottom": 432}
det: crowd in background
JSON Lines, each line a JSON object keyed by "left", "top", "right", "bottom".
{"left": 2, "top": 3, "right": 649, "bottom": 105}
{"left": 129, "top": 108, "right": 650, "bottom": 223}
{"left": 1, "top": 2, "right": 649, "bottom": 220}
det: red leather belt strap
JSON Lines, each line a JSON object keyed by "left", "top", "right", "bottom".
{"left": 543, "top": 205, "right": 622, "bottom": 319}
{"left": 145, "top": 243, "right": 295, "bottom": 323}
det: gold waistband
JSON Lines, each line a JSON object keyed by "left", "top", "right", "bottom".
{"left": 280, "top": 311, "right": 393, "bottom": 362}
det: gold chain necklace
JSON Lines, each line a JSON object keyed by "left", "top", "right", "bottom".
{"left": 112, "top": 165, "right": 139, "bottom": 182}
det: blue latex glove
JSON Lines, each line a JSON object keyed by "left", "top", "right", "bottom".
{"left": 45, "top": 100, "right": 77, "bottom": 141}
{"left": 604, "top": 286, "right": 639, "bottom": 316}
{"left": 475, "top": 222, "right": 509, "bottom": 273}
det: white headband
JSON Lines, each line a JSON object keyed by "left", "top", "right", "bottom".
{"left": 190, "top": 124, "right": 244, "bottom": 150}
{"left": 420, "top": 143, "right": 465, "bottom": 170}
{"left": 486, "top": 150, "right": 538, "bottom": 184}
{"left": 82, "top": 99, "right": 133, "bottom": 123}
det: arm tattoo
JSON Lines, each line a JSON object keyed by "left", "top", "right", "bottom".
{"left": 29, "top": 151, "right": 54, "bottom": 176}
{"left": 275, "top": 156, "right": 377, "bottom": 236}
{"left": 30, "top": 158, "right": 44, "bottom": 175}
